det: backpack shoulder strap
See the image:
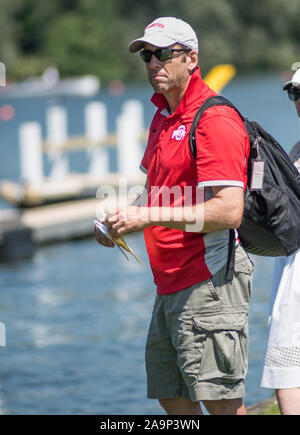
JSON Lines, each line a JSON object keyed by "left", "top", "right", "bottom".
{"left": 189, "top": 95, "right": 244, "bottom": 159}
{"left": 189, "top": 95, "right": 244, "bottom": 282}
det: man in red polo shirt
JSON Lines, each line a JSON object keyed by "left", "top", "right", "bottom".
{"left": 95, "top": 17, "right": 253, "bottom": 415}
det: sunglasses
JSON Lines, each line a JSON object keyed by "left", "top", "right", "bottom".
{"left": 287, "top": 86, "right": 300, "bottom": 102}
{"left": 140, "top": 48, "right": 191, "bottom": 63}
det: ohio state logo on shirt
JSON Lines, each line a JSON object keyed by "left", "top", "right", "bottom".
{"left": 171, "top": 125, "right": 186, "bottom": 141}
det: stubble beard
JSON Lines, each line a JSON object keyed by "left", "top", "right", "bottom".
{"left": 148, "top": 72, "right": 187, "bottom": 96}
{"left": 150, "top": 78, "right": 173, "bottom": 94}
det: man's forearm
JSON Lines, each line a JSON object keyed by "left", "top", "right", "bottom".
{"left": 107, "top": 186, "right": 244, "bottom": 238}
{"left": 146, "top": 185, "right": 244, "bottom": 232}
{"left": 146, "top": 196, "right": 243, "bottom": 233}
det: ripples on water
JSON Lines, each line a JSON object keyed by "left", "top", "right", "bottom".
{"left": 0, "top": 231, "right": 274, "bottom": 414}
{"left": 0, "top": 234, "right": 163, "bottom": 414}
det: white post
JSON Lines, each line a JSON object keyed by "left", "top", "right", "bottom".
{"left": 46, "top": 105, "right": 69, "bottom": 179}
{"left": 84, "top": 101, "right": 109, "bottom": 176}
{"left": 19, "top": 122, "right": 44, "bottom": 187}
{"left": 116, "top": 100, "right": 143, "bottom": 178}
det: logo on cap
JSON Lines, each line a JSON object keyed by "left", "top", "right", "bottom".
{"left": 146, "top": 23, "right": 165, "bottom": 30}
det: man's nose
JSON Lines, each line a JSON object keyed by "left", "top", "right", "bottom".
{"left": 148, "top": 53, "right": 161, "bottom": 68}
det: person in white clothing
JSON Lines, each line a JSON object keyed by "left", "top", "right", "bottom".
{"left": 261, "top": 67, "right": 300, "bottom": 415}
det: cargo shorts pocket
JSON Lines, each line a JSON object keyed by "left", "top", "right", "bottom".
{"left": 234, "top": 257, "right": 253, "bottom": 275}
{"left": 191, "top": 312, "right": 248, "bottom": 381}
{"left": 234, "top": 246, "right": 254, "bottom": 276}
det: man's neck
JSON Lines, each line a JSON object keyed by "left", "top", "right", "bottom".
{"left": 163, "top": 77, "right": 191, "bottom": 114}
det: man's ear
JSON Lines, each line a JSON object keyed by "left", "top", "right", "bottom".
{"left": 187, "top": 50, "right": 198, "bottom": 73}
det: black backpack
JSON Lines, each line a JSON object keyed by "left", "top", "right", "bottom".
{"left": 189, "top": 95, "right": 300, "bottom": 279}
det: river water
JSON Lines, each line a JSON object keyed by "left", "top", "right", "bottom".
{"left": 0, "top": 72, "right": 299, "bottom": 414}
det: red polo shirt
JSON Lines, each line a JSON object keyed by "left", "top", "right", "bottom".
{"left": 141, "top": 66, "right": 250, "bottom": 295}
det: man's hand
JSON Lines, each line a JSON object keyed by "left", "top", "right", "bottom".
{"left": 106, "top": 206, "right": 150, "bottom": 239}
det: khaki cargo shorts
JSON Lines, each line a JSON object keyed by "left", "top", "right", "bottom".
{"left": 145, "top": 244, "right": 253, "bottom": 402}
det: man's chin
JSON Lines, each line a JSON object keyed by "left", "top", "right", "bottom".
{"left": 150, "top": 82, "right": 168, "bottom": 93}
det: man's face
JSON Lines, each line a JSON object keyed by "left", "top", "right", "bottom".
{"left": 143, "top": 43, "right": 197, "bottom": 96}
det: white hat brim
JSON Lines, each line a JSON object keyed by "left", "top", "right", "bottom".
{"left": 283, "top": 69, "right": 300, "bottom": 90}
{"left": 128, "top": 34, "right": 178, "bottom": 53}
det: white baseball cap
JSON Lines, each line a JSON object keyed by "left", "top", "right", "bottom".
{"left": 283, "top": 68, "right": 300, "bottom": 90}
{"left": 128, "top": 17, "right": 198, "bottom": 53}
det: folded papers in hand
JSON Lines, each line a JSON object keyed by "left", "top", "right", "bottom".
{"left": 94, "top": 220, "right": 143, "bottom": 264}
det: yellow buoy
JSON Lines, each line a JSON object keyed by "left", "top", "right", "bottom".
{"left": 204, "top": 64, "right": 236, "bottom": 93}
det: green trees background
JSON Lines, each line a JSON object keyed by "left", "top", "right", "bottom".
{"left": 1, "top": 0, "right": 299, "bottom": 84}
